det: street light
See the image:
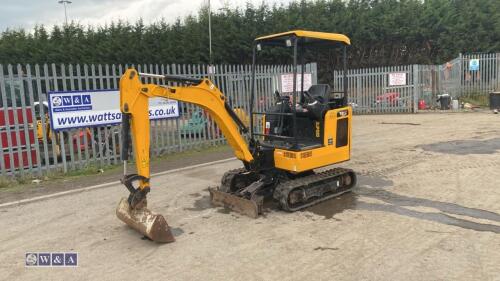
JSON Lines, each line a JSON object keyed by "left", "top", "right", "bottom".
{"left": 58, "top": 0, "right": 72, "bottom": 26}
{"left": 207, "top": 0, "right": 214, "bottom": 74}
{"left": 208, "top": 0, "right": 212, "bottom": 64}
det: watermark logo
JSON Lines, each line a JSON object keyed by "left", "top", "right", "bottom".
{"left": 25, "top": 253, "right": 37, "bottom": 266}
{"left": 25, "top": 252, "right": 78, "bottom": 267}
{"left": 72, "top": 95, "right": 82, "bottom": 105}
{"left": 38, "top": 253, "right": 51, "bottom": 266}
{"left": 62, "top": 96, "right": 73, "bottom": 106}
{"left": 52, "top": 96, "right": 62, "bottom": 107}
{"left": 52, "top": 253, "right": 64, "bottom": 266}
{"left": 65, "top": 253, "right": 78, "bottom": 266}
{"left": 82, "top": 95, "right": 91, "bottom": 105}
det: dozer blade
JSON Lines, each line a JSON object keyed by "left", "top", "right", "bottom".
{"left": 116, "top": 197, "right": 175, "bottom": 243}
{"left": 209, "top": 187, "right": 263, "bottom": 218}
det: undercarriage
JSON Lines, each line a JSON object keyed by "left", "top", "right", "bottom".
{"left": 210, "top": 167, "right": 357, "bottom": 217}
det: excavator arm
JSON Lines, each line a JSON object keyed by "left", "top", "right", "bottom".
{"left": 120, "top": 69, "right": 253, "bottom": 189}
{"left": 116, "top": 69, "right": 254, "bottom": 242}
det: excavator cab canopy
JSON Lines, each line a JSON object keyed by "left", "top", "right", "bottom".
{"left": 255, "top": 30, "right": 351, "bottom": 46}
{"left": 250, "top": 30, "right": 350, "bottom": 150}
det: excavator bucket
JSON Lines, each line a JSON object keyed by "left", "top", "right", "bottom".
{"left": 116, "top": 197, "right": 175, "bottom": 243}
{"left": 209, "top": 187, "right": 263, "bottom": 218}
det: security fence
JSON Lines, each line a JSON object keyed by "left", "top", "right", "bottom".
{"left": 333, "top": 65, "right": 418, "bottom": 114}
{"left": 332, "top": 53, "right": 500, "bottom": 114}
{"left": 2, "top": 53, "right": 499, "bottom": 177}
{"left": 0, "top": 63, "right": 316, "bottom": 177}
{"left": 418, "top": 53, "right": 499, "bottom": 106}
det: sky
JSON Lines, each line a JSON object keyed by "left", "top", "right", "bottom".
{"left": 0, "top": 0, "right": 294, "bottom": 31}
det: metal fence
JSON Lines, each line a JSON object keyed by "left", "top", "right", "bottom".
{"left": 0, "top": 63, "right": 317, "bottom": 177}
{"left": 333, "top": 65, "right": 418, "bottom": 114}
{"left": 333, "top": 52, "right": 500, "bottom": 113}
{"left": 2, "top": 53, "right": 499, "bottom": 177}
{"left": 419, "top": 53, "right": 500, "bottom": 104}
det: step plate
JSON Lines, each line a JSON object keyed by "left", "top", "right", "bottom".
{"left": 209, "top": 187, "right": 262, "bottom": 218}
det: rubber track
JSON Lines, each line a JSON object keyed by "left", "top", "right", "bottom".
{"left": 275, "top": 167, "right": 356, "bottom": 212}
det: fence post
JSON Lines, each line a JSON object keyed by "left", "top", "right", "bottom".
{"left": 412, "top": 64, "right": 419, "bottom": 113}
{"left": 458, "top": 53, "right": 463, "bottom": 97}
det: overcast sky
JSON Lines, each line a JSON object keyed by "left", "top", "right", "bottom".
{"left": 1, "top": 0, "right": 293, "bottom": 31}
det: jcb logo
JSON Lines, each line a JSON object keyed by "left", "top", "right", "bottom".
{"left": 337, "top": 110, "right": 348, "bottom": 117}
{"left": 315, "top": 122, "right": 320, "bottom": 138}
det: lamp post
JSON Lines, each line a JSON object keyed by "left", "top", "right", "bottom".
{"left": 207, "top": 0, "right": 215, "bottom": 74}
{"left": 58, "top": 0, "right": 72, "bottom": 26}
{"left": 208, "top": 0, "right": 212, "bottom": 65}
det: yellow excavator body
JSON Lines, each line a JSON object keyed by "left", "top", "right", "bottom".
{"left": 116, "top": 31, "right": 356, "bottom": 242}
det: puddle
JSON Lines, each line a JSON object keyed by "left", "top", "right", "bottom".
{"left": 304, "top": 174, "right": 393, "bottom": 219}
{"left": 307, "top": 186, "right": 500, "bottom": 234}
{"left": 418, "top": 138, "right": 500, "bottom": 155}
{"left": 314, "top": 246, "right": 339, "bottom": 251}
{"left": 381, "top": 122, "right": 420, "bottom": 126}
{"left": 306, "top": 192, "right": 358, "bottom": 219}
{"left": 184, "top": 195, "right": 212, "bottom": 211}
{"left": 170, "top": 227, "right": 184, "bottom": 237}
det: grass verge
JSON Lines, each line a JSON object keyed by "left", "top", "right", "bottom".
{"left": 0, "top": 144, "right": 230, "bottom": 191}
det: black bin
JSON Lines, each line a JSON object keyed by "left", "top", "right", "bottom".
{"left": 489, "top": 92, "right": 500, "bottom": 110}
{"left": 437, "top": 94, "right": 451, "bottom": 110}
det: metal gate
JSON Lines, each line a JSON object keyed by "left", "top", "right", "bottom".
{"left": 334, "top": 65, "right": 416, "bottom": 114}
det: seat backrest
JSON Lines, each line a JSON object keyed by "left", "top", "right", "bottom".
{"left": 307, "top": 84, "right": 331, "bottom": 103}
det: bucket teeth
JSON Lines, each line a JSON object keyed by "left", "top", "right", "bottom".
{"left": 209, "top": 187, "right": 263, "bottom": 218}
{"left": 116, "top": 197, "right": 175, "bottom": 243}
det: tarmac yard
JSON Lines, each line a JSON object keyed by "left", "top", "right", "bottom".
{"left": 1, "top": 112, "right": 500, "bottom": 280}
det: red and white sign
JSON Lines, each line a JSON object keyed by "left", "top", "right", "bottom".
{"left": 281, "top": 73, "right": 312, "bottom": 93}
{"left": 388, "top": 72, "right": 407, "bottom": 86}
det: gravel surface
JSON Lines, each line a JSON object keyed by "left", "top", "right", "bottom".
{"left": 1, "top": 112, "right": 499, "bottom": 281}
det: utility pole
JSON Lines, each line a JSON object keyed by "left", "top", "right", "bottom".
{"left": 207, "top": 0, "right": 215, "bottom": 75}
{"left": 58, "top": 0, "right": 72, "bottom": 26}
{"left": 208, "top": 0, "right": 213, "bottom": 65}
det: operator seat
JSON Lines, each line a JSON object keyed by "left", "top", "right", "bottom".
{"left": 304, "top": 84, "right": 331, "bottom": 120}
{"left": 307, "top": 84, "right": 331, "bottom": 104}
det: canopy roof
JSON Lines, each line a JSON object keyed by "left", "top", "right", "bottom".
{"left": 255, "top": 30, "right": 350, "bottom": 45}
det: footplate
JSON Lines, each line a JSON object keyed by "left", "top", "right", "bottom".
{"left": 209, "top": 187, "right": 263, "bottom": 218}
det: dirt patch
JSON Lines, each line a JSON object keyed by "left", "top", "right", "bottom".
{"left": 418, "top": 138, "right": 500, "bottom": 155}
{"left": 170, "top": 227, "right": 185, "bottom": 237}
{"left": 184, "top": 195, "right": 212, "bottom": 211}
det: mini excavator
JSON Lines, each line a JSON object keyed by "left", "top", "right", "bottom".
{"left": 116, "top": 31, "right": 357, "bottom": 242}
